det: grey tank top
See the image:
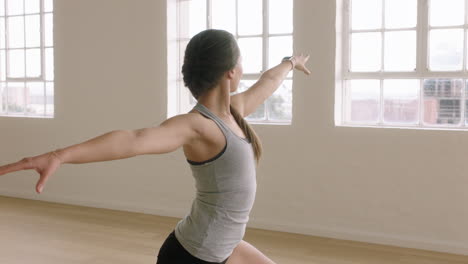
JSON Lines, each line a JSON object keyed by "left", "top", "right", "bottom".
{"left": 174, "top": 102, "right": 257, "bottom": 262}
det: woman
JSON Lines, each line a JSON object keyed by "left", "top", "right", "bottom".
{"left": 0, "top": 29, "right": 310, "bottom": 264}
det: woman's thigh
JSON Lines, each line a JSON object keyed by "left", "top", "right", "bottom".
{"left": 226, "top": 240, "right": 276, "bottom": 264}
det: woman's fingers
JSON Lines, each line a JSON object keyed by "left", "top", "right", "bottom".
{"left": 0, "top": 152, "right": 61, "bottom": 194}
{"left": 293, "top": 54, "right": 311, "bottom": 75}
{"left": 36, "top": 172, "right": 50, "bottom": 194}
{"left": 35, "top": 152, "right": 61, "bottom": 193}
{"left": 0, "top": 157, "right": 34, "bottom": 176}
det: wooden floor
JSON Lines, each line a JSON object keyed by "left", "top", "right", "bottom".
{"left": 0, "top": 196, "right": 467, "bottom": 264}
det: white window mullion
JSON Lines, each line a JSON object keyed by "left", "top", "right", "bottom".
{"left": 235, "top": 0, "right": 239, "bottom": 37}
{"left": 3, "top": 0, "right": 6, "bottom": 114}
{"left": 41, "top": 0, "right": 45, "bottom": 81}
{"left": 461, "top": 78, "right": 466, "bottom": 126}
{"left": 419, "top": 79, "right": 424, "bottom": 125}
{"left": 418, "top": 0, "right": 429, "bottom": 76}
{"left": 41, "top": 0, "right": 46, "bottom": 115}
{"left": 206, "top": 0, "right": 211, "bottom": 29}
{"left": 263, "top": 0, "right": 269, "bottom": 121}
{"left": 461, "top": 0, "right": 468, "bottom": 126}
{"left": 342, "top": 0, "right": 350, "bottom": 125}
{"left": 381, "top": 0, "right": 385, "bottom": 73}
{"left": 23, "top": 4, "right": 26, "bottom": 79}
{"left": 4, "top": 0, "right": 8, "bottom": 83}
{"left": 379, "top": 79, "right": 384, "bottom": 125}
{"left": 22, "top": 0, "right": 27, "bottom": 115}
{"left": 344, "top": 0, "right": 350, "bottom": 75}
{"left": 263, "top": 0, "right": 269, "bottom": 72}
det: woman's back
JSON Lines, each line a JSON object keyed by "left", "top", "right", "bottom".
{"left": 175, "top": 102, "right": 257, "bottom": 262}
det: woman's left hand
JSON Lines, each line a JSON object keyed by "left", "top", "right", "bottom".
{"left": 292, "top": 54, "right": 311, "bottom": 75}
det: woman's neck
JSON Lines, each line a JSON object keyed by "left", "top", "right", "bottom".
{"left": 197, "top": 82, "right": 232, "bottom": 118}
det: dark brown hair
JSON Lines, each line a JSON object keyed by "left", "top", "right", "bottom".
{"left": 182, "top": 29, "right": 262, "bottom": 163}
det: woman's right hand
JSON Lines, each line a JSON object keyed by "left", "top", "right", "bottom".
{"left": 0, "top": 150, "right": 62, "bottom": 194}
{"left": 292, "top": 54, "right": 311, "bottom": 75}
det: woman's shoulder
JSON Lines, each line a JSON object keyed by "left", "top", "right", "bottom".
{"left": 166, "top": 111, "right": 210, "bottom": 133}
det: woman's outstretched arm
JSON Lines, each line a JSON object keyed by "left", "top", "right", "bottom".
{"left": 231, "top": 54, "right": 310, "bottom": 117}
{"left": 0, "top": 114, "right": 199, "bottom": 194}
{"left": 57, "top": 114, "right": 198, "bottom": 164}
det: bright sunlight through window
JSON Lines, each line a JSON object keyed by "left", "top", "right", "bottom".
{"left": 170, "top": 0, "right": 293, "bottom": 124}
{"left": 0, "top": 0, "right": 54, "bottom": 118}
{"left": 338, "top": 0, "right": 468, "bottom": 130}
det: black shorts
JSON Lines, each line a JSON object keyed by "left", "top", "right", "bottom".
{"left": 156, "top": 230, "right": 230, "bottom": 264}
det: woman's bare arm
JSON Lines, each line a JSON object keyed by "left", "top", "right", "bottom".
{"left": 56, "top": 114, "right": 198, "bottom": 164}
{"left": 231, "top": 54, "right": 310, "bottom": 117}
{"left": 0, "top": 114, "right": 199, "bottom": 193}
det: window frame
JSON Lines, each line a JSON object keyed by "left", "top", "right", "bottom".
{"left": 339, "top": 0, "right": 468, "bottom": 130}
{"left": 0, "top": 0, "right": 54, "bottom": 118}
{"left": 170, "top": 0, "right": 294, "bottom": 125}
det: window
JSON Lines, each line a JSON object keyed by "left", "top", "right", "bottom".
{"left": 337, "top": 0, "right": 468, "bottom": 130}
{"left": 169, "top": 0, "right": 293, "bottom": 124}
{"left": 0, "top": 0, "right": 54, "bottom": 118}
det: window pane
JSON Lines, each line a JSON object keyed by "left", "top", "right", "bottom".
{"left": 25, "top": 0, "right": 40, "bottom": 14}
{"left": 0, "top": 0, "right": 4, "bottom": 16}
{"left": 238, "top": 37, "right": 262, "bottom": 73}
{"left": 238, "top": 0, "right": 262, "bottom": 35}
{"left": 7, "top": 82, "right": 25, "bottom": 114}
{"left": 44, "top": 0, "right": 53, "bottom": 12}
{"left": 247, "top": 103, "right": 265, "bottom": 120}
{"left": 46, "top": 82, "right": 53, "bottom": 116}
{"left": 269, "top": 0, "right": 293, "bottom": 34}
{"left": 351, "top": 32, "right": 381, "bottom": 72}
{"left": 239, "top": 80, "right": 265, "bottom": 120}
{"left": 0, "top": 83, "right": 5, "bottom": 113}
{"left": 347, "top": 80, "right": 380, "bottom": 123}
{"left": 384, "top": 30, "right": 416, "bottom": 71}
{"left": 179, "top": 39, "right": 188, "bottom": 78}
{"left": 8, "top": 16, "right": 25, "bottom": 48}
{"left": 383, "top": 79, "right": 419, "bottom": 124}
{"left": 26, "top": 48, "right": 40, "bottom": 77}
{"left": 0, "top": 18, "right": 5, "bottom": 49}
{"left": 351, "top": 0, "right": 382, "bottom": 30}
{"left": 430, "top": 0, "right": 464, "bottom": 27}
{"left": 385, "top": 0, "right": 416, "bottom": 29}
{"left": 45, "top": 48, "right": 53, "bottom": 80}
{"left": 237, "top": 79, "right": 255, "bottom": 93}
{"left": 268, "top": 36, "right": 292, "bottom": 70}
{"left": 8, "top": 49, "right": 25, "bottom": 78}
{"left": 45, "top": 13, "right": 53, "bottom": 46}
{"left": 429, "top": 29, "right": 464, "bottom": 71}
{"left": 424, "top": 79, "right": 462, "bottom": 125}
{"left": 26, "top": 82, "right": 44, "bottom": 115}
{"left": 179, "top": 0, "right": 206, "bottom": 38}
{"left": 7, "top": 0, "right": 23, "bottom": 16}
{"left": 0, "top": 50, "right": 5, "bottom": 80}
{"left": 267, "top": 80, "right": 292, "bottom": 121}
{"left": 212, "top": 0, "right": 236, "bottom": 35}
{"left": 25, "top": 14, "right": 40, "bottom": 48}
{"left": 466, "top": 82, "right": 468, "bottom": 125}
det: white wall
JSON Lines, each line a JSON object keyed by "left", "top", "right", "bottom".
{"left": 0, "top": 0, "right": 466, "bottom": 256}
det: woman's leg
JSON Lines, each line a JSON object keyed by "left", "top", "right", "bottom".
{"left": 226, "top": 240, "right": 276, "bottom": 264}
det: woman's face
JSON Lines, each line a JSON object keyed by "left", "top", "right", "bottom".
{"left": 230, "top": 55, "right": 243, "bottom": 93}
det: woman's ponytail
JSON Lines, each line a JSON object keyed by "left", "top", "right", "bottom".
{"left": 230, "top": 105, "right": 262, "bottom": 164}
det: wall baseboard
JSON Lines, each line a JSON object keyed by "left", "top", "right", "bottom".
{"left": 246, "top": 218, "right": 468, "bottom": 257}
{"left": 1, "top": 191, "right": 466, "bottom": 257}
